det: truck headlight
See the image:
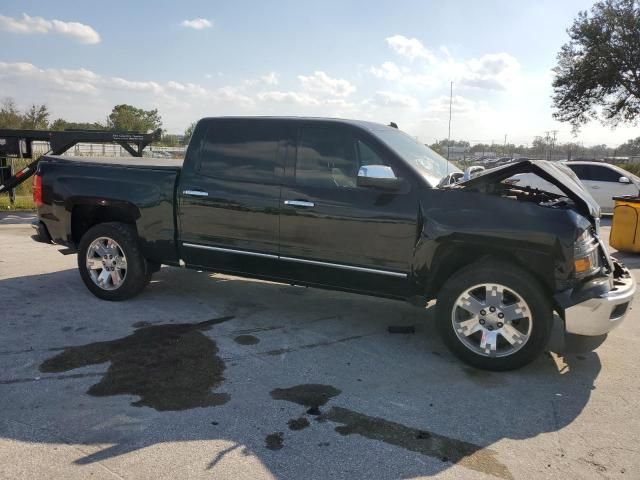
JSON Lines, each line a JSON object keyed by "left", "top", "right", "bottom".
{"left": 574, "top": 229, "right": 600, "bottom": 278}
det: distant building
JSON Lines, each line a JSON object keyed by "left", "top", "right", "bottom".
{"left": 443, "top": 145, "right": 468, "bottom": 161}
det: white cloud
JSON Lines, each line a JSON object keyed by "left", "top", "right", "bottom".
{"left": 0, "top": 13, "right": 100, "bottom": 44}
{"left": 298, "top": 71, "right": 356, "bottom": 97}
{"left": 261, "top": 72, "right": 279, "bottom": 86}
{"left": 385, "top": 35, "right": 435, "bottom": 62}
{"left": 425, "top": 95, "right": 491, "bottom": 117}
{"left": 367, "top": 91, "right": 420, "bottom": 109}
{"left": 369, "top": 62, "right": 405, "bottom": 81}
{"left": 375, "top": 35, "right": 520, "bottom": 92}
{"left": 180, "top": 18, "right": 212, "bottom": 30}
{"left": 257, "top": 91, "right": 320, "bottom": 106}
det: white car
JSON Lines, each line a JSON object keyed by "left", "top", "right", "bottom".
{"left": 511, "top": 162, "right": 640, "bottom": 214}
{"left": 564, "top": 162, "right": 640, "bottom": 214}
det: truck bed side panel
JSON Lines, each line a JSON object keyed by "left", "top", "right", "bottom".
{"left": 38, "top": 159, "right": 180, "bottom": 264}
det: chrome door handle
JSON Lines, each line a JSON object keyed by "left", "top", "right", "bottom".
{"left": 590, "top": 186, "right": 600, "bottom": 189}
{"left": 284, "top": 200, "right": 315, "bottom": 208}
{"left": 183, "top": 189, "right": 209, "bottom": 197}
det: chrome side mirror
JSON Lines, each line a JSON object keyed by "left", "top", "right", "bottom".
{"left": 357, "top": 165, "right": 401, "bottom": 190}
{"left": 619, "top": 176, "right": 631, "bottom": 184}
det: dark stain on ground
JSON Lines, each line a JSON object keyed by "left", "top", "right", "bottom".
{"left": 61, "top": 326, "right": 72, "bottom": 332}
{"left": 287, "top": 417, "right": 310, "bottom": 431}
{"left": 39, "top": 316, "right": 234, "bottom": 411}
{"left": 233, "top": 334, "right": 259, "bottom": 345}
{"left": 270, "top": 384, "right": 342, "bottom": 413}
{"left": 325, "top": 407, "right": 513, "bottom": 480}
{"left": 387, "top": 325, "right": 416, "bottom": 334}
{"left": 265, "top": 335, "right": 363, "bottom": 356}
{"left": 132, "top": 321, "right": 152, "bottom": 328}
{"left": 461, "top": 366, "right": 507, "bottom": 386}
{"left": 265, "top": 432, "right": 284, "bottom": 450}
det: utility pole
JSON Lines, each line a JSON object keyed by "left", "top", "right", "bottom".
{"left": 503, "top": 134, "right": 507, "bottom": 156}
{"left": 446, "top": 81, "right": 453, "bottom": 172}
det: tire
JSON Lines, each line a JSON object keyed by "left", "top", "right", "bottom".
{"left": 435, "top": 258, "right": 553, "bottom": 371}
{"left": 77, "top": 222, "right": 150, "bottom": 301}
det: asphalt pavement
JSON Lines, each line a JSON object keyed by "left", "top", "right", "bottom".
{"left": 0, "top": 213, "right": 638, "bottom": 479}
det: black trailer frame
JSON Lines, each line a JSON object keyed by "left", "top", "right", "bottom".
{"left": 0, "top": 128, "right": 161, "bottom": 197}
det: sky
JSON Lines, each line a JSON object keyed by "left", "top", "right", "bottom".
{"left": 0, "top": 0, "right": 638, "bottom": 147}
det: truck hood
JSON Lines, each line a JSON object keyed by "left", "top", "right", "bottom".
{"left": 457, "top": 160, "right": 601, "bottom": 219}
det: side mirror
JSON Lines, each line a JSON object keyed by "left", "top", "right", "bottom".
{"left": 619, "top": 176, "right": 631, "bottom": 184}
{"left": 357, "top": 165, "right": 401, "bottom": 190}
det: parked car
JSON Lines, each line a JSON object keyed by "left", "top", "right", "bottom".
{"left": 31, "top": 117, "right": 636, "bottom": 371}
{"left": 565, "top": 161, "right": 640, "bottom": 214}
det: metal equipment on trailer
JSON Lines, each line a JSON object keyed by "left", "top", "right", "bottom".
{"left": 0, "top": 128, "right": 161, "bottom": 197}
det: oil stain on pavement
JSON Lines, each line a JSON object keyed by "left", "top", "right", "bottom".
{"left": 39, "top": 316, "right": 234, "bottom": 411}
{"left": 265, "top": 432, "right": 284, "bottom": 450}
{"left": 233, "top": 334, "right": 260, "bottom": 345}
{"left": 325, "top": 407, "right": 513, "bottom": 480}
{"left": 271, "top": 384, "right": 512, "bottom": 479}
{"left": 270, "top": 384, "right": 342, "bottom": 415}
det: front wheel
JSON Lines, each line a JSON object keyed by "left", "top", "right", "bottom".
{"left": 436, "top": 259, "right": 553, "bottom": 371}
{"left": 77, "top": 222, "right": 150, "bottom": 301}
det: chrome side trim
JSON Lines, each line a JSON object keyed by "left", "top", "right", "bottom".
{"left": 182, "top": 243, "right": 278, "bottom": 259}
{"left": 284, "top": 200, "right": 315, "bottom": 208}
{"left": 182, "top": 242, "right": 408, "bottom": 278}
{"left": 183, "top": 190, "right": 209, "bottom": 197}
{"left": 280, "top": 255, "right": 407, "bottom": 278}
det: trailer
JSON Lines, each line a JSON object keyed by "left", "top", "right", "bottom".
{"left": 0, "top": 128, "right": 161, "bottom": 200}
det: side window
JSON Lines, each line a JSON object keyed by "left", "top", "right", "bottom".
{"left": 200, "top": 121, "right": 283, "bottom": 182}
{"left": 356, "top": 139, "right": 385, "bottom": 167}
{"left": 567, "top": 164, "right": 589, "bottom": 179}
{"left": 296, "top": 126, "right": 358, "bottom": 188}
{"left": 588, "top": 165, "right": 622, "bottom": 182}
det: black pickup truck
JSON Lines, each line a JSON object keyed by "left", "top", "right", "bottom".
{"left": 32, "top": 117, "right": 636, "bottom": 370}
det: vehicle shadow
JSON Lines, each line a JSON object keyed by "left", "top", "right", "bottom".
{"left": 0, "top": 266, "right": 602, "bottom": 479}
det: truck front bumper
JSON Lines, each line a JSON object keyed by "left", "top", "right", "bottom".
{"left": 558, "top": 260, "right": 636, "bottom": 336}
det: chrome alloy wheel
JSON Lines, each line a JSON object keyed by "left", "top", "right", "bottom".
{"left": 86, "top": 236, "right": 127, "bottom": 290}
{"left": 451, "top": 283, "right": 532, "bottom": 357}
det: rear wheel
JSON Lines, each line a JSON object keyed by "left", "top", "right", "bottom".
{"left": 436, "top": 259, "right": 553, "bottom": 371}
{"left": 77, "top": 222, "right": 150, "bottom": 301}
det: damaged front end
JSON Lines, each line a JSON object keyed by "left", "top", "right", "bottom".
{"left": 450, "top": 160, "right": 600, "bottom": 221}
{"left": 449, "top": 160, "right": 635, "bottom": 336}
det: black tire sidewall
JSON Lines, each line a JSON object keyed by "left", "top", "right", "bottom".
{"left": 436, "top": 259, "right": 553, "bottom": 371}
{"left": 77, "top": 222, "right": 148, "bottom": 301}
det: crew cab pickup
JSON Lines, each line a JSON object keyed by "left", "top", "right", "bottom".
{"left": 32, "top": 117, "right": 636, "bottom": 370}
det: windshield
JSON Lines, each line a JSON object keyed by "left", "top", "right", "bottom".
{"left": 375, "top": 129, "right": 461, "bottom": 184}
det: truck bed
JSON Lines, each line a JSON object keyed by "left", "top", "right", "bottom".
{"left": 47, "top": 155, "right": 183, "bottom": 170}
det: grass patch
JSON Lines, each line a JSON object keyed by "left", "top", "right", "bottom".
{"left": 0, "top": 195, "right": 35, "bottom": 211}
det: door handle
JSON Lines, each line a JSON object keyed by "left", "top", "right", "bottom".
{"left": 183, "top": 189, "right": 209, "bottom": 197}
{"left": 590, "top": 185, "right": 600, "bottom": 190}
{"left": 284, "top": 200, "right": 315, "bottom": 208}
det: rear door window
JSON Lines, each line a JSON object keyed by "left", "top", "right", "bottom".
{"left": 587, "top": 165, "right": 622, "bottom": 182}
{"left": 200, "top": 120, "right": 284, "bottom": 182}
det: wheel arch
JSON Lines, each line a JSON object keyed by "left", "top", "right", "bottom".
{"left": 423, "top": 240, "right": 556, "bottom": 301}
{"left": 69, "top": 199, "right": 141, "bottom": 245}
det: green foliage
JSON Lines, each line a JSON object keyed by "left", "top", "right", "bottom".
{"left": 106, "top": 104, "right": 163, "bottom": 133}
{"left": 552, "top": 0, "right": 640, "bottom": 130}
{"left": 22, "top": 104, "right": 50, "bottom": 129}
{"left": 183, "top": 121, "right": 197, "bottom": 145}
{"left": 50, "top": 118, "right": 105, "bottom": 131}
{"left": 616, "top": 136, "right": 640, "bottom": 156}
{"left": 0, "top": 98, "right": 23, "bottom": 128}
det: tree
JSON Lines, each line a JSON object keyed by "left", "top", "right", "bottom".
{"left": 0, "top": 98, "right": 23, "bottom": 129}
{"left": 552, "top": 0, "right": 640, "bottom": 130}
{"left": 22, "top": 104, "right": 50, "bottom": 129}
{"left": 50, "top": 118, "right": 105, "bottom": 131}
{"left": 183, "top": 121, "right": 197, "bottom": 145}
{"left": 617, "top": 136, "right": 640, "bottom": 155}
{"left": 106, "top": 104, "right": 162, "bottom": 132}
